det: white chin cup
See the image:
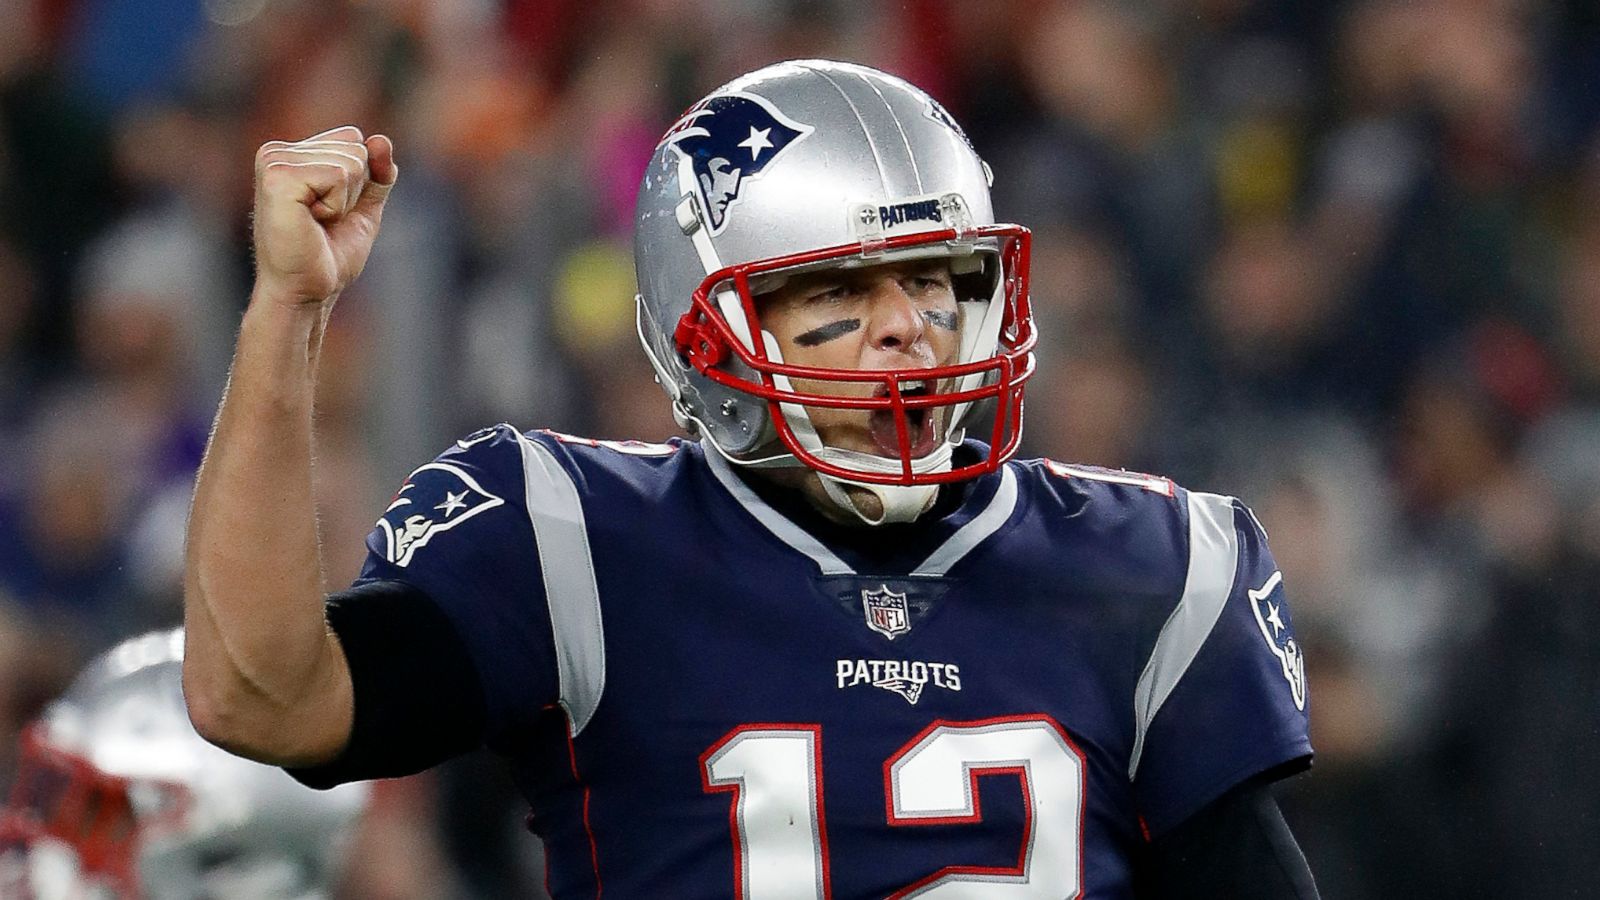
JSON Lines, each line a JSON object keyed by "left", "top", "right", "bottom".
{"left": 755, "top": 328, "right": 960, "bottom": 526}
{"left": 815, "top": 441, "right": 954, "bottom": 526}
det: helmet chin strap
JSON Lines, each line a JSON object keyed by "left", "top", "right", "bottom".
{"left": 813, "top": 441, "right": 954, "bottom": 526}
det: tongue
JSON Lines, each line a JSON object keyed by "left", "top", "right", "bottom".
{"left": 869, "top": 409, "right": 911, "bottom": 457}
{"left": 870, "top": 407, "right": 934, "bottom": 458}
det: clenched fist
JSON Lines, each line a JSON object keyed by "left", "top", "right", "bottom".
{"left": 252, "top": 125, "right": 398, "bottom": 307}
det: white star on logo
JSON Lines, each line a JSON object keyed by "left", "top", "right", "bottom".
{"left": 738, "top": 126, "right": 774, "bottom": 159}
{"left": 434, "top": 490, "right": 469, "bottom": 517}
{"left": 1265, "top": 601, "right": 1285, "bottom": 639}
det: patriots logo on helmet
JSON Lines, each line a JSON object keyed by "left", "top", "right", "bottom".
{"left": 924, "top": 96, "right": 976, "bottom": 153}
{"left": 1248, "top": 571, "right": 1307, "bottom": 711}
{"left": 664, "top": 92, "right": 812, "bottom": 234}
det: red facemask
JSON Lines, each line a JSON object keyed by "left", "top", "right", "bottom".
{"left": 0, "top": 724, "right": 192, "bottom": 899}
{"left": 673, "top": 225, "right": 1036, "bottom": 485}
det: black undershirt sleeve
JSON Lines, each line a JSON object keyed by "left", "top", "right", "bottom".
{"left": 1136, "top": 776, "right": 1319, "bottom": 899}
{"left": 286, "top": 579, "right": 488, "bottom": 789}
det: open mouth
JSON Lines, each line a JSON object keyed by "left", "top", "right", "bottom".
{"left": 868, "top": 381, "right": 940, "bottom": 458}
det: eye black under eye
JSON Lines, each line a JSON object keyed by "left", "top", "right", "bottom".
{"left": 794, "top": 318, "right": 862, "bottom": 347}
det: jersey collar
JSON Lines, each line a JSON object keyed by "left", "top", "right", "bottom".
{"left": 701, "top": 443, "right": 1018, "bottom": 577}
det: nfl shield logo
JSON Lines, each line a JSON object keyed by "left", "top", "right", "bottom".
{"left": 863, "top": 586, "right": 912, "bottom": 640}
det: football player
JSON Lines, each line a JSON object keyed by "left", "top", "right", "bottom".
{"left": 0, "top": 629, "right": 367, "bottom": 899}
{"left": 184, "top": 61, "right": 1318, "bottom": 897}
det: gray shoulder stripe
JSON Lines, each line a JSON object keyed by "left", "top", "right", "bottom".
{"left": 703, "top": 450, "right": 854, "bottom": 575}
{"left": 1128, "top": 491, "right": 1241, "bottom": 779}
{"left": 513, "top": 433, "right": 606, "bottom": 736}
{"left": 912, "top": 465, "right": 1018, "bottom": 576}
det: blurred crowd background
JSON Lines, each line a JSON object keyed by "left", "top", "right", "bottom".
{"left": 2, "top": 0, "right": 1598, "bottom": 896}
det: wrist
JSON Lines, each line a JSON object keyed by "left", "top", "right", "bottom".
{"left": 249, "top": 275, "right": 339, "bottom": 311}
{"left": 238, "top": 290, "right": 330, "bottom": 383}
{"left": 244, "top": 286, "right": 330, "bottom": 330}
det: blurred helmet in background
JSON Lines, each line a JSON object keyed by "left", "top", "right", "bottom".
{"left": 634, "top": 59, "right": 1035, "bottom": 520}
{"left": 0, "top": 629, "right": 367, "bottom": 900}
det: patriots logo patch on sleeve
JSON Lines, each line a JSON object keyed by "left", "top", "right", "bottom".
{"left": 376, "top": 463, "right": 506, "bottom": 567}
{"left": 1249, "top": 571, "right": 1307, "bottom": 711}
{"left": 663, "top": 92, "right": 812, "bottom": 234}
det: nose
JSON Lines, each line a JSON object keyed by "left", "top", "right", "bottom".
{"left": 865, "top": 276, "right": 928, "bottom": 358}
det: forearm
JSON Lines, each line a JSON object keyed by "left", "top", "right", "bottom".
{"left": 183, "top": 294, "right": 352, "bottom": 765}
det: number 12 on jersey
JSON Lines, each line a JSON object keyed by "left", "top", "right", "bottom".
{"left": 701, "top": 715, "right": 1086, "bottom": 898}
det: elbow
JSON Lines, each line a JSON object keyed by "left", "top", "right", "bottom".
{"left": 183, "top": 696, "right": 231, "bottom": 753}
{"left": 180, "top": 647, "right": 351, "bottom": 767}
{"left": 178, "top": 607, "right": 241, "bottom": 753}
{"left": 180, "top": 580, "right": 345, "bottom": 764}
{"left": 181, "top": 658, "right": 292, "bottom": 763}
{"left": 181, "top": 660, "right": 254, "bottom": 756}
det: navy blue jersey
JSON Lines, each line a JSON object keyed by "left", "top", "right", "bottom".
{"left": 348, "top": 425, "right": 1311, "bottom": 898}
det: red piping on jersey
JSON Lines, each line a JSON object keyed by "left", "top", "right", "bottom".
{"left": 887, "top": 765, "right": 1032, "bottom": 897}
{"left": 699, "top": 723, "right": 834, "bottom": 900}
{"left": 1044, "top": 459, "right": 1175, "bottom": 497}
{"left": 882, "top": 713, "right": 1087, "bottom": 898}
{"left": 560, "top": 709, "right": 603, "bottom": 899}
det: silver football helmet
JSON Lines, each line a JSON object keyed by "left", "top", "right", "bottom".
{"left": 0, "top": 629, "right": 368, "bottom": 900}
{"left": 634, "top": 59, "right": 1036, "bottom": 523}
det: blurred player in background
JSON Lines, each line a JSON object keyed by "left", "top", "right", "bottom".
{"left": 0, "top": 629, "right": 367, "bottom": 900}
{"left": 184, "top": 60, "right": 1316, "bottom": 896}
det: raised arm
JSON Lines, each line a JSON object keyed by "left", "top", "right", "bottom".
{"left": 183, "top": 126, "right": 397, "bottom": 766}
